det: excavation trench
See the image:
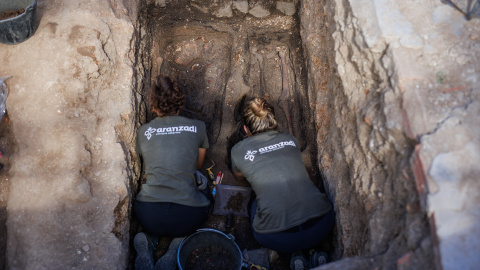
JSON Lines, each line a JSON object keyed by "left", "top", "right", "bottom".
{"left": 127, "top": 0, "right": 435, "bottom": 269}
{"left": 132, "top": 2, "right": 324, "bottom": 268}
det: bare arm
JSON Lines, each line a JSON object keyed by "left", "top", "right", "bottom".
{"left": 197, "top": 148, "right": 207, "bottom": 169}
{"left": 233, "top": 170, "right": 247, "bottom": 182}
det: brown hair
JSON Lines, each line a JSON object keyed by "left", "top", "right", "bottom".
{"left": 243, "top": 97, "right": 278, "bottom": 135}
{"left": 148, "top": 75, "right": 185, "bottom": 117}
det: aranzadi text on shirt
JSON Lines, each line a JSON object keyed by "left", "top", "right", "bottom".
{"left": 144, "top": 125, "right": 197, "bottom": 140}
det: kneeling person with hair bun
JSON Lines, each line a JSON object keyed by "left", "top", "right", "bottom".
{"left": 230, "top": 97, "right": 335, "bottom": 269}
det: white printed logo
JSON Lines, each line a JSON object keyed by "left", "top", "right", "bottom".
{"left": 244, "top": 150, "right": 257, "bottom": 161}
{"left": 144, "top": 125, "right": 197, "bottom": 140}
{"left": 145, "top": 127, "right": 157, "bottom": 140}
{"left": 244, "top": 140, "right": 296, "bottom": 162}
{"left": 258, "top": 140, "right": 296, "bottom": 154}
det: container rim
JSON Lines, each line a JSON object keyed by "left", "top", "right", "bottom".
{"left": 176, "top": 228, "right": 243, "bottom": 270}
{"left": 0, "top": 0, "right": 37, "bottom": 22}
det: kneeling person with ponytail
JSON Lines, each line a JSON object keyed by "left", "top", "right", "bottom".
{"left": 230, "top": 97, "right": 335, "bottom": 269}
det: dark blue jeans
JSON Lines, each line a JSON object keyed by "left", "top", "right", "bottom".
{"left": 250, "top": 199, "right": 335, "bottom": 253}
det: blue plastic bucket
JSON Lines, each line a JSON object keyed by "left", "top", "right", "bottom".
{"left": 177, "top": 228, "right": 243, "bottom": 270}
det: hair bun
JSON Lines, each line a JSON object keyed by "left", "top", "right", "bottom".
{"left": 252, "top": 97, "right": 268, "bottom": 118}
{"left": 243, "top": 96, "right": 277, "bottom": 135}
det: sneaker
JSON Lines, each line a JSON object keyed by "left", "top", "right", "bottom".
{"left": 309, "top": 250, "right": 329, "bottom": 268}
{"left": 155, "top": 237, "right": 184, "bottom": 270}
{"left": 134, "top": 232, "right": 155, "bottom": 270}
{"left": 168, "top": 237, "right": 184, "bottom": 251}
{"left": 290, "top": 252, "right": 308, "bottom": 270}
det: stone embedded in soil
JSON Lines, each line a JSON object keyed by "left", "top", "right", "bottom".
{"left": 82, "top": 245, "right": 90, "bottom": 252}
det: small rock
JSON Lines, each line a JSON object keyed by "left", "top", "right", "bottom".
{"left": 82, "top": 245, "right": 90, "bottom": 252}
{"left": 249, "top": 5, "right": 270, "bottom": 18}
{"left": 215, "top": 3, "right": 233, "bottom": 17}
{"left": 233, "top": 1, "right": 248, "bottom": 13}
{"left": 155, "top": 0, "right": 166, "bottom": 8}
{"left": 268, "top": 249, "right": 279, "bottom": 262}
{"left": 74, "top": 112, "right": 80, "bottom": 117}
{"left": 95, "top": 172, "right": 101, "bottom": 176}
{"left": 276, "top": 2, "right": 296, "bottom": 16}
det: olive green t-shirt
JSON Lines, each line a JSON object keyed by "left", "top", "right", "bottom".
{"left": 135, "top": 116, "right": 210, "bottom": 207}
{"left": 231, "top": 131, "right": 331, "bottom": 234}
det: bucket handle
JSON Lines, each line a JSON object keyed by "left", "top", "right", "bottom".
{"left": 196, "top": 228, "right": 236, "bottom": 241}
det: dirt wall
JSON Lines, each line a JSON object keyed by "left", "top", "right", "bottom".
{"left": 302, "top": 0, "right": 480, "bottom": 269}
{"left": 300, "top": 0, "right": 435, "bottom": 268}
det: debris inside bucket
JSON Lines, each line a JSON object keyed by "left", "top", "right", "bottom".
{"left": 185, "top": 245, "right": 237, "bottom": 270}
{"left": 0, "top": 9, "right": 25, "bottom": 20}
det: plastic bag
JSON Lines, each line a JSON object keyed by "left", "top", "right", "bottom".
{"left": 0, "top": 76, "right": 11, "bottom": 121}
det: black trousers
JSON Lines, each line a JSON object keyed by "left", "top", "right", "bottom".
{"left": 250, "top": 198, "right": 335, "bottom": 253}
{"left": 134, "top": 200, "right": 209, "bottom": 237}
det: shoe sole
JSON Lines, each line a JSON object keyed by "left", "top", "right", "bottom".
{"left": 309, "top": 251, "right": 328, "bottom": 268}
{"left": 134, "top": 233, "right": 154, "bottom": 270}
{"left": 134, "top": 233, "right": 149, "bottom": 253}
{"left": 290, "top": 253, "right": 308, "bottom": 270}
